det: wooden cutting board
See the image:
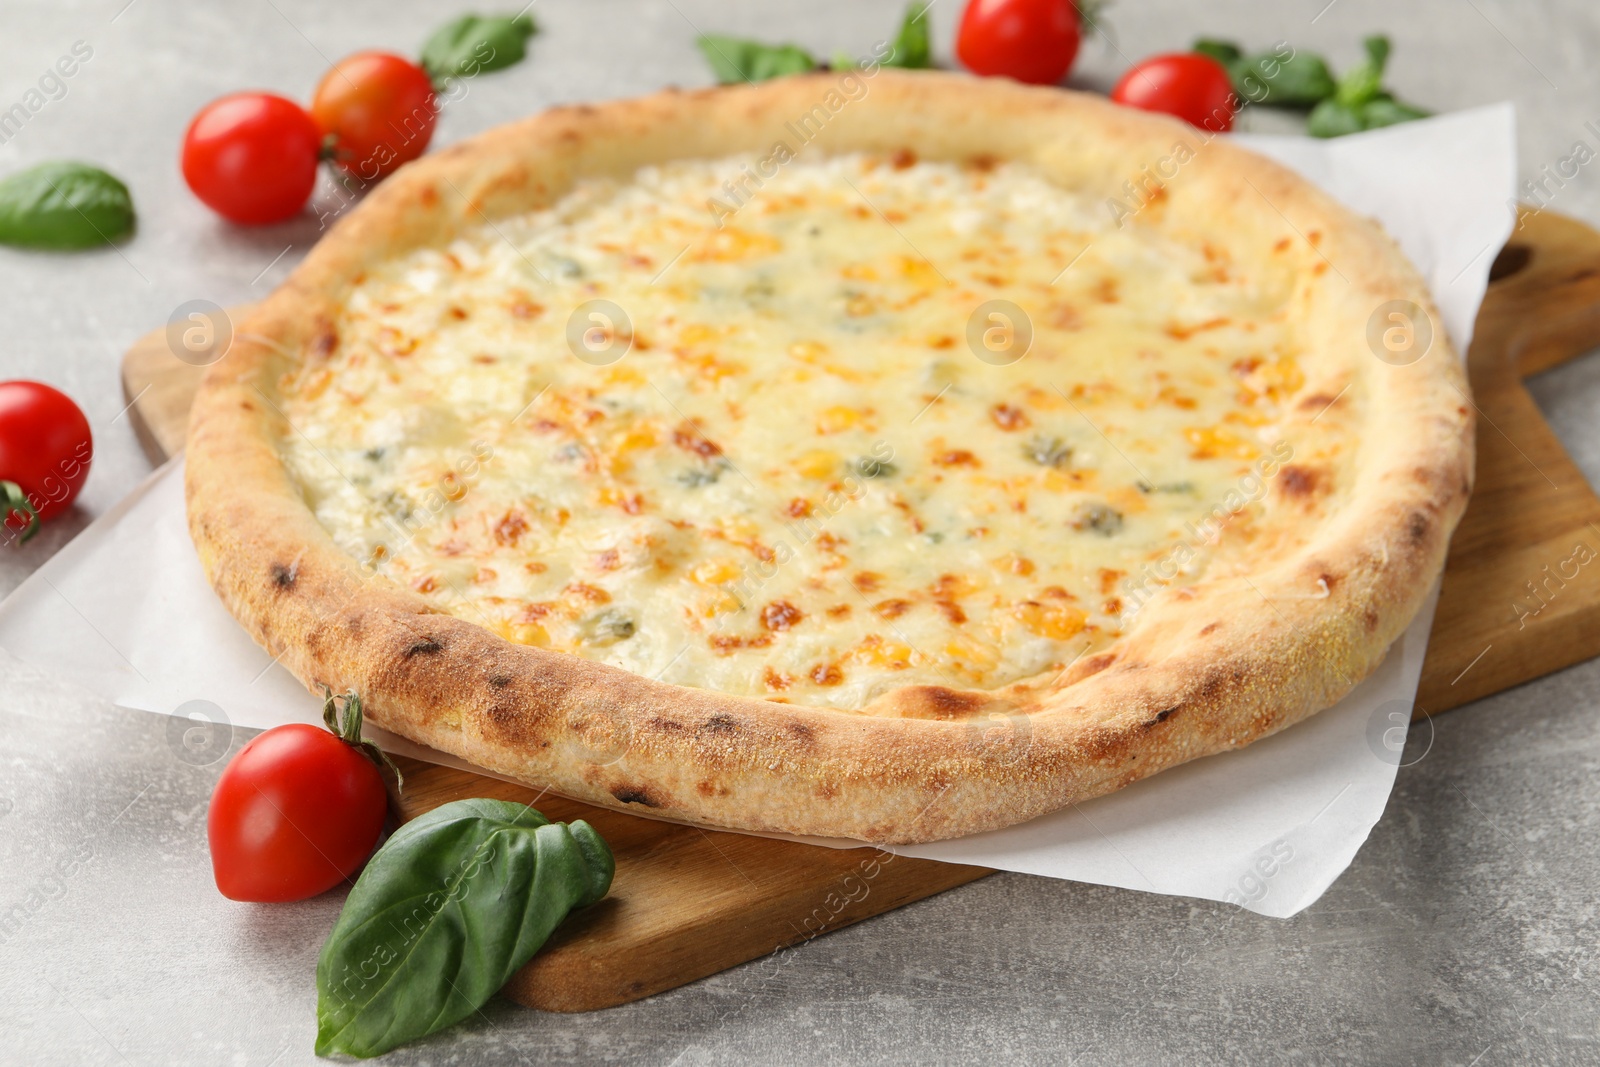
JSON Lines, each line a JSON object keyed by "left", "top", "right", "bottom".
{"left": 122, "top": 207, "right": 1600, "bottom": 1012}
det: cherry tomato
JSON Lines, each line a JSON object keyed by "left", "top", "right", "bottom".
{"left": 310, "top": 52, "right": 437, "bottom": 181}
{"left": 0, "top": 381, "right": 92, "bottom": 541}
{"left": 957, "top": 0, "right": 1082, "bottom": 86}
{"left": 1111, "top": 53, "right": 1238, "bottom": 132}
{"left": 182, "top": 92, "right": 322, "bottom": 225}
{"left": 207, "top": 710, "right": 389, "bottom": 903}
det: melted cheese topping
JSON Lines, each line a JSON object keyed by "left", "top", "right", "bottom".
{"left": 279, "top": 154, "right": 1325, "bottom": 710}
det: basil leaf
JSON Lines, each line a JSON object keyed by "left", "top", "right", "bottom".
{"left": 697, "top": 34, "right": 817, "bottom": 84}
{"left": 1193, "top": 38, "right": 1243, "bottom": 67}
{"left": 314, "top": 799, "right": 613, "bottom": 1058}
{"left": 1333, "top": 34, "right": 1390, "bottom": 109}
{"left": 420, "top": 12, "right": 538, "bottom": 85}
{"left": 1360, "top": 94, "right": 1430, "bottom": 129}
{"left": 1307, "top": 98, "right": 1365, "bottom": 138}
{"left": 1235, "top": 49, "right": 1336, "bottom": 108}
{"left": 883, "top": 1, "right": 933, "bottom": 70}
{"left": 0, "top": 161, "right": 134, "bottom": 250}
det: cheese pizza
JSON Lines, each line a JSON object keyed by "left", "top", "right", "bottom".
{"left": 186, "top": 71, "right": 1472, "bottom": 843}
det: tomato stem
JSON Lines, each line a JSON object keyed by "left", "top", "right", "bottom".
{"left": 1, "top": 481, "right": 39, "bottom": 544}
{"left": 321, "top": 685, "right": 404, "bottom": 792}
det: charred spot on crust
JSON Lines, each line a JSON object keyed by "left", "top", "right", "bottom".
{"left": 786, "top": 721, "right": 816, "bottom": 747}
{"left": 1142, "top": 706, "right": 1179, "bottom": 728}
{"left": 1364, "top": 609, "right": 1380, "bottom": 633}
{"left": 269, "top": 562, "right": 297, "bottom": 590}
{"left": 611, "top": 786, "right": 657, "bottom": 807}
{"left": 701, "top": 712, "right": 740, "bottom": 735}
{"left": 649, "top": 716, "right": 685, "bottom": 732}
{"left": 1407, "top": 511, "right": 1430, "bottom": 545}
{"left": 405, "top": 637, "right": 443, "bottom": 657}
{"left": 487, "top": 673, "right": 513, "bottom": 688}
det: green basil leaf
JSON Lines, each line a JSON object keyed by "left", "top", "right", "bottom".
{"left": 1360, "top": 94, "right": 1430, "bottom": 129}
{"left": 1192, "top": 38, "right": 1244, "bottom": 67}
{"left": 883, "top": 1, "right": 933, "bottom": 69}
{"left": 1077, "top": 0, "right": 1112, "bottom": 35}
{"left": 697, "top": 34, "right": 817, "bottom": 84}
{"left": 420, "top": 12, "right": 538, "bottom": 85}
{"left": 0, "top": 161, "right": 134, "bottom": 250}
{"left": 314, "top": 799, "right": 613, "bottom": 1059}
{"left": 1333, "top": 34, "right": 1390, "bottom": 109}
{"left": 1307, "top": 98, "right": 1365, "bottom": 138}
{"left": 1235, "top": 48, "right": 1337, "bottom": 108}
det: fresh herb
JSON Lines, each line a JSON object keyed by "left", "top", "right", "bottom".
{"left": 0, "top": 161, "right": 134, "bottom": 250}
{"left": 698, "top": 1, "right": 931, "bottom": 84}
{"left": 315, "top": 799, "right": 613, "bottom": 1059}
{"left": 1308, "top": 36, "right": 1430, "bottom": 137}
{"left": 697, "top": 35, "right": 818, "bottom": 84}
{"left": 1195, "top": 39, "right": 1335, "bottom": 108}
{"left": 420, "top": 12, "right": 538, "bottom": 86}
{"left": 1193, "top": 34, "right": 1427, "bottom": 136}
{"left": 1024, "top": 435, "right": 1073, "bottom": 469}
{"left": 883, "top": 1, "right": 933, "bottom": 70}
{"left": 1077, "top": 0, "right": 1113, "bottom": 36}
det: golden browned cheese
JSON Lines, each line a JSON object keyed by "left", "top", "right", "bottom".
{"left": 279, "top": 154, "right": 1323, "bottom": 709}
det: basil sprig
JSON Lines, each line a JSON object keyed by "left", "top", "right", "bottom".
{"left": 420, "top": 12, "right": 538, "bottom": 86}
{"left": 315, "top": 799, "right": 614, "bottom": 1059}
{"left": 883, "top": 1, "right": 933, "bottom": 70}
{"left": 697, "top": 0, "right": 931, "bottom": 85}
{"left": 0, "top": 161, "right": 135, "bottom": 250}
{"left": 697, "top": 35, "right": 817, "bottom": 84}
{"left": 1194, "top": 39, "right": 1335, "bottom": 107}
{"left": 1193, "top": 34, "right": 1428, "bottom": 137}
{"left": 1307, "top": 36, "right": 1430, "bottom": 137}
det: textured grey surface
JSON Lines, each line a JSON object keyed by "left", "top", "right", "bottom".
{"left": 1, "top": 0, "right": 1599, "bottom": 1064}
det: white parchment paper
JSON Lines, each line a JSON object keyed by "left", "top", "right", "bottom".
{"left": 0, "top": 104, "right": 1515, "bottom": 918}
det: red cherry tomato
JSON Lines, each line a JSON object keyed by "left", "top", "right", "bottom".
{"left": 207, "top": 720, "right": 388, "bottom": 902}
{"left": 1111, "top": 53, "right": 1238, "bottom": 132}
{"left": 310, "top": 52, "right": 437, "bottom": 181}
{"left": 182, "top": 92, "right": 322, "bottom": 225}
{"left": 957, "top": 0, "right": 1082, "bottom": 86}
{"left": 0, "top": 381, "right": 92, "bottom": 541}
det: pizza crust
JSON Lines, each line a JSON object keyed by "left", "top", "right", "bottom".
{"left": 186, "top": 71, "right": 1472, "bottom": 843}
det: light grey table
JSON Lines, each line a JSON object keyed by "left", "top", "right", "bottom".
{"left": 2, "top": 2, "right": 1598, "bottom": 1063}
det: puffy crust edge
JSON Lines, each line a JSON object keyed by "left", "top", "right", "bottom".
{"left": 185, "top": 71, "right": 1473, "bottom": 843}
